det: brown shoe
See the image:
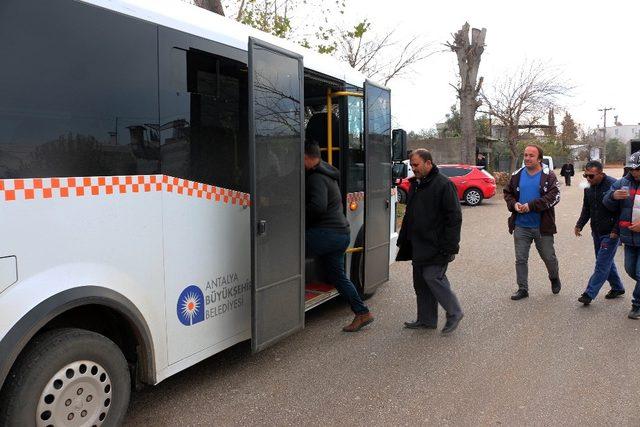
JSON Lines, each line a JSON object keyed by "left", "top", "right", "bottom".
{"left": 342, "top": 312, "right": 374, "bottom": 332}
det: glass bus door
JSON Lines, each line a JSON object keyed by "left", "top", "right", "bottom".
{"left": 249, "top": 38, "right": 305, "bottom": 352}
{"left": 363, "top": 81, "right": 392, "bottom": 292}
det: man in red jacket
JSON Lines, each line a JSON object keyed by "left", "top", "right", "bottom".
{"left": 504, "top": 144, "right": 562, "bottom": 300}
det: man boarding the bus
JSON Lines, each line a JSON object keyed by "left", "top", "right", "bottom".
{"left": 396, "top": 149, "right": 464, "bottom": 334}
{"left": 304, "top": 142, "right": 374, "bottom": 332}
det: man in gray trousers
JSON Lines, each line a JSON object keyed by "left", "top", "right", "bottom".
{"left": 396, "top": 149, "right": 464, "bottom": 334}
{"left": 504, "top": 144, "right": 562, "bottom": 300}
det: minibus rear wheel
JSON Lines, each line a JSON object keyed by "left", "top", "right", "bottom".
{"left": 0, "top": 327, "right": 131, "bottom": 426}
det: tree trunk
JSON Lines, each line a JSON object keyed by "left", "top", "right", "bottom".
{"left": 507, "top": 125, "right": 519, "bottom": 172}
{"left": 193, "top": 0, "right": 225, "bottom": 16}
{"left": 460, "top": 91, "right": 477, "bottom": 166}
{"left": 448, "top": 23, "right": 486, "bottom": 165}
{"left": 509, "top": 143, "right": 518, "bottom": 173}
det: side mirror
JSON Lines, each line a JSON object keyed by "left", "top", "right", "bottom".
{"left": 392, "top": 129, "right": 407, "bottom": 162}
{"left": 392, "top": 162, "right": 408, "bottom": 184}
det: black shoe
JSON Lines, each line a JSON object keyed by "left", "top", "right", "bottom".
{"left": 404, "top": 320, "right": 437, "bottom": 329}
{"left": 551, "top": 278, "right": 562, "bottom": 294}
{"left": 441, "top": 313, "right": 464, "bottom": 334}
{"left": 511, "top": 289, "right": 529, "bottom": 300}
{"left": 578, "top": 293, "right": 592, "bottom": 305}
{"left": 605, "top": 289, "right": 625, "bottom": 299}
{"left": 628, "top": 307, "right": 640, "bottom": 319}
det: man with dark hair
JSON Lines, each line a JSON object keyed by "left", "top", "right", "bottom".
{"left": 575, "top": 160, "right": 625, "bottom": 305}
{"left": 504, "top": 144, "right": 562, "bottom": 300}
{"left": 604, "top": 151, "right": 640, "bottom": 319}
{"left": 560, "top": 162, "right": 575, "bottom": 186}
{"left": 304, "top": 141, "right": 373, "bottom": 332}
{"left": 396, "top": 148, "right": 464, "bottom": 334}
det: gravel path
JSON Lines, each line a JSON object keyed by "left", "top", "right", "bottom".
{"left": 125, "top": 168, "right": 639, "bottom": 426}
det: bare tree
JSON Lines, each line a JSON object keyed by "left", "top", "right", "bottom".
{"left": 481, "top": 61, "right": 572, "bottom": 172}
{"left": 192, "top": 0, "right": 225, "bottom": 15}
{"left": 336, "top": 21, "right": 434, "bottom": 85}
{"left": 190, "top": 1, "right": 431, "bottom": 85}
{"left": 446, "top": 23, "right": 486, "bottom": 165}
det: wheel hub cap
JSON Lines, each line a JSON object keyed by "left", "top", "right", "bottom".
{"left": 36, "top": 360, "right": 112, "bottom": 426}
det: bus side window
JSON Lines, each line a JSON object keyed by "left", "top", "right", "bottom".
{"left": 0, "top": 0, "right": 159, "bottom": 179}
{"left": 160, "top": 47, "right": 249, "bottom": 193}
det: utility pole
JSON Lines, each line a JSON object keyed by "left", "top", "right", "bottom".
{"left": 598, "top": 106, "right": 615, "bottom": 164}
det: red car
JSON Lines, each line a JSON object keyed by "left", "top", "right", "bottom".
{"left": 397, "top": 164, "right": 496, "bottom": 206}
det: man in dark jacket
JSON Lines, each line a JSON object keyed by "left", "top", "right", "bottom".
{"left": 560, "top": 162, "right": 575, "bottom": 186}
{"left": 603, "top": 151, "right": 640, "bottom": 319}
{"left": 574, "top": 160, "right": 625, "bottom": 305}
{"left": 304, "top": 142, "right": 373, "bottom": 332}
{"left": 396, "top": 149, "right": 464, "bottom": 334}
{"left": 504, "top": 144, "right": 562, "bottom": 300}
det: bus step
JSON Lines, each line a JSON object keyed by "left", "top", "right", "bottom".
{"left": 304, "top": 282, "right": 339, "bottom": 311}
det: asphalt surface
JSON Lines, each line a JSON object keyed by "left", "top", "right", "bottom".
{"left": 125, "top": 168, "right": 640, "bottom": 426}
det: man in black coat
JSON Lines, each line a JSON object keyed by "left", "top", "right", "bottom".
{"left": 574, "top": 160, "right": 625, "bottom": 305}
{"left": 305, "top": 142, "right": 373, "bottom": 332}
{"left": 396, "top": 149, "right": 464, "bottom": 334}
{"left": 560, "top": 162, "right": 575, "bottom": 186}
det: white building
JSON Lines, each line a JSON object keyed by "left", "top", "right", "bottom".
{"left": 601, "top": 120, "right": 640, "bottom": 144}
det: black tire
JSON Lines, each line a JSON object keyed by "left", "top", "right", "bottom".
{"left": 463, "top": 188, "right": 483, "bottom": 206}
{"left": 0, "top": 328, "right": 131, "bottom": 427}
{"left": 397, "top": 188, "right": 407, "bottom": 204}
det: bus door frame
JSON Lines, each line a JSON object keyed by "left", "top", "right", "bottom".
{"left": 362, "top": 80, "right": 392, "bottom": 293}
{"left": 248, "top": 37, "right": 305, "bottom": 352}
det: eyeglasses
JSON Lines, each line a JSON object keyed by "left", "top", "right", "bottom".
{"left": 583, "top": 173, "right": 597, "bottom": 179}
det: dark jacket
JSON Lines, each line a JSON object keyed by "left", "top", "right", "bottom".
{"left": 305, "top": 160, "right": 349, "bottom": 233}
{"left": 603, "top": 174, "right": 640, "bottom": 246}
{"left": 576, "top": 174, "right": 618, "bottom": 236}
{"left": 503, "top": 167, "right": 560, "bottom": 235}
{"left": 560, "top": 163, "right": 575, "bottom": 177}
{"left": 396, "top": 165, "right": 462, "bottom": 265}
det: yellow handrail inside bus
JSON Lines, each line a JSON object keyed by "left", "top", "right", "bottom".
{"left": 330, "top": 91, "right": 363, "bottom": 98}
{"left": 326, "top": 89, "right": 333, "bottom": 165}
{"left": 345, "top": 247, "right": 364, "bottom": 254}
{"left": 326, "top": 90, "right": 364, "bottom": 166}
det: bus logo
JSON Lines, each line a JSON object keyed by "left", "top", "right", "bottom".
{"left": 177, "top": 285, "right": 205, "bottom": 326}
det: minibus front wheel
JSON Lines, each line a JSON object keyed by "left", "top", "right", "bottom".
{"left": 0, "top": 328, "right": 131, "bottom": 426}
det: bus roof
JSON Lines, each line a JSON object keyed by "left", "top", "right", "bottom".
{"left": 80, "top": 0, "right": 369, "bottom": 87}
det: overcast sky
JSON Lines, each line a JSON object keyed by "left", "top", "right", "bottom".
{"left": 341, "top": 0, "right": 640, "bottom": 133}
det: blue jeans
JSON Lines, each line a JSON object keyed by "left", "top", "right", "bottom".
{"left": 623, "top": 245, "right": 640, "bottom": 308}
{"left": 584, "top": 233, "right": 624, "bottom": 299}
{"left": 306, "top": 228, "right": 369, "bottom": 315}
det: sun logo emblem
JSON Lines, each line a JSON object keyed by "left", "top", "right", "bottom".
{"left": 176, "top": 285, "right": 205, "bottom": 326}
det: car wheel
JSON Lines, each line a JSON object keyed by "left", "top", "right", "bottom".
{"left": 397, "top": 188, "right": 407, "bottom": 204}
{"left": 0, "top": 328, "right": 131, "bottom": 427}
{"left": 464, "top": 188, "right": 483, "bottom": 206}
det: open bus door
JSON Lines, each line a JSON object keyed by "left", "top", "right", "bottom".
{"left": 363, "top": 80, "right": 392, "bottom": 293}
{"left": 249, "top": 38, "right": 305, "bottom": 352}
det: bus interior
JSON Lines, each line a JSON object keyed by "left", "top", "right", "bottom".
{"left": 302, "top": 72, "right": 363, "bottom": 310}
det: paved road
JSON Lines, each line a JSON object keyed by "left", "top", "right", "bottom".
{"left": 125, "top": 168, "right": 639, "bottom": 426}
